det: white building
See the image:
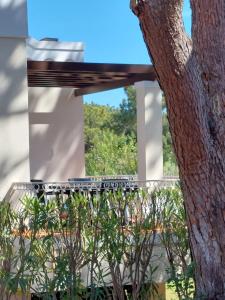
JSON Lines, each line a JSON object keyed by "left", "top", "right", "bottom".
{"left": 0, "top": 0, "right": 163, "bottom": 199}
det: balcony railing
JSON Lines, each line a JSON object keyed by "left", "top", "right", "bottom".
{"left": 4, "top": 176, "right": 179, "bottom": 211}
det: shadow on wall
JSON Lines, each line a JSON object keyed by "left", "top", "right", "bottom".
{"left": 0, "top": 2, "right": 85, "bottom": 199}
{"left": 0, "top": 0, "right": 27, "bottom": 37}
{"left": 29, "top": 86, "right": 85, "bottom": 181}
{"left": 145, "top": 91, "right": 163, "bottom": 179}
{"left": 0, "top": 3, "right": 30, "bottom": 198}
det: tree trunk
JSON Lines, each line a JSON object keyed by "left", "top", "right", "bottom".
{"left": 131, "top": 1, "right": 225, "bottom": 299}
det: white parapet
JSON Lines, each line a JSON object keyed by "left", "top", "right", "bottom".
{"left": 0, "top": 0, "right": 30, "bottom": 199}
{"left": 27, "top": 37, "right": 84, "bottom": 62}
{"left": 135, "top": 81, "right": 163, "bottom": 181}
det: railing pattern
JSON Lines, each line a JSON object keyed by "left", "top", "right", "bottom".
{"left": 4, "top": 177, "right": 179, "bottom": 211}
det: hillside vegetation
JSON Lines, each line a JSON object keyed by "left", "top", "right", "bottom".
{"left": 84, "top": 87, "right": 178, "bottom": 176}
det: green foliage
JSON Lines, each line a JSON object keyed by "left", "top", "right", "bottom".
{"left": 113, "top": 87, "right": 137, "bottom": 137}
{"left": 0, "top": 185, "right": 196, "bottom": 299}
{"left": 84, "top": 103, "right": 118, "bottom": 153}
{"left": 85, "top": 130, "right": 137, "bottom": 175}
{"left": 97, "top": 189, "right": 160, "bottom": 300}
{"left": 162, "top": 111, "right": 178, "bottom": 176}
{"left": 84, "top": 87, "right": 178, "bottom": 176}
{"left": 84, "top": 89, "right": 138, "bottom": 176}
{"left": 0, "top": 202, "right": 17, "bottom": 298}
{"left": 154, "top": 186, "right": 195, "bottom": 300}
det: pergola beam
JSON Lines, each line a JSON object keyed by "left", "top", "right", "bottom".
{"left": 74, "top": 74, "right": 155, "bottom": 96}
{"left": 27, "top": 60, "right": 157, "bottom": 95}
{"left": 27, "top": 60, "right": 155, "bottom": 74}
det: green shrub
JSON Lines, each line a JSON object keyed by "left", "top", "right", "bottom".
{"left": 0, "top": 186, "right": 195, "bottom": 299}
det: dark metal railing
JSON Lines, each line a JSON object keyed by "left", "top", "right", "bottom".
{"left": 4, "top": 177, "right": 179, "bottom": 211}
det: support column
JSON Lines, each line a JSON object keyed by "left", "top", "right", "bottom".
{"left": 0, "top": 0, "right": 30, "bottom": 199}
{"left": 135, "top": 81, "right": 163, "bottom": 181}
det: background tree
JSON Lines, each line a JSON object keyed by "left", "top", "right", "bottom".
{"left": 131, "top": 0, "right": 225, "bottom": 298}
{"left": 163, "top": 109, "right": 178, "bottom": 176}
{"left": 84, "top": 103, "right": 118, "bottom": 152}
{"left": 84, "top": 100, "right": 137, "bottom": 176}
{"left": 84, "top": 88, "right": 177, "bottom": 176}
{"left": 85, "top": 130, "right": 137, "bottom": 175}
{"left": 114, "top": 86, "right": 137, "bottom": 137}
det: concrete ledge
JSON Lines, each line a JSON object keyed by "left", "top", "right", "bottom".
{"left": 27, "top": 38, "right": 84, "bottom": 62}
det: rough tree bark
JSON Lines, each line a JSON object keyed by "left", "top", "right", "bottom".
{"left": 131, "top": 1, "right": 225, "bottom": 299}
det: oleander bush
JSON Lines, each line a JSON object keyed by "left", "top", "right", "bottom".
{"left": 0, "top": 186, "right": 194, "bottom": 299}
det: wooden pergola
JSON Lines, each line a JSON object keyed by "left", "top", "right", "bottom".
{"left": 27, "top": 61, "right": 156, "bottom": 96}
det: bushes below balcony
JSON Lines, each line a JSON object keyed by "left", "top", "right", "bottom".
{"left": 0, "top": 186, "right": 194, "bottom": 299}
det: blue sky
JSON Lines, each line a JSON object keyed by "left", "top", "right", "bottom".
{"left": 27, "top": 0, "right": 191, "bottom": 107}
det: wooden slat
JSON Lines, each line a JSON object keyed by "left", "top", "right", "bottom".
{"left": 74, "top": 74, "right": 154, "bottom": 96}
{"left": 27, "top": 60, "right": 156, "bottom": 95}
{"left": 27, "top": 61, "right": 155, "bottom": 74}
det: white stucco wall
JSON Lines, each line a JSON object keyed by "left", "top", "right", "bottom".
{"left": 0, "top": 0, "right": 29, "bottom": 199}
{"left": 0, "top": 0, "right": 28, "bottom": 37}
{"left": 27, "top": 38, "right": 85, "bottom": 181}
{"left": 29, "top": 88, "right": 85, "bottom": 181}
{"left": 0, "top": 20, "right": 86, "bottom": 197}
